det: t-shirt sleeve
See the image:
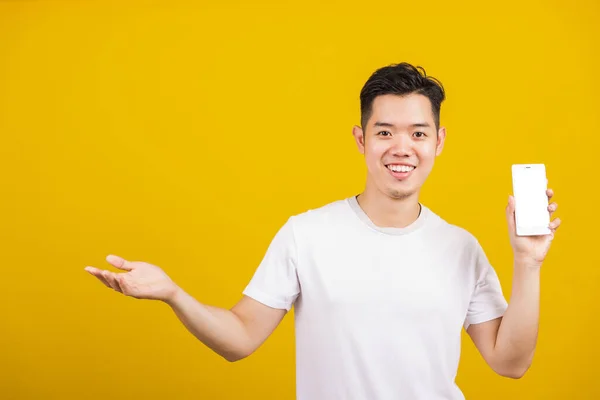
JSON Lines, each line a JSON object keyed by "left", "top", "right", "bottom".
{"left": 464, "top": 241, "right": 508, "bottom": 331}
{"left": 242, "top": 216, "right": 300, "bottom": 311}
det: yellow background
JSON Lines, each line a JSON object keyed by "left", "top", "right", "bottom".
{"left": 1, "top": 1, "right": 598, "bottom": 399}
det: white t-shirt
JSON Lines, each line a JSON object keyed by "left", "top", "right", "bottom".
{"left": 243, "top": 196, "right": 508, "bottom": 400}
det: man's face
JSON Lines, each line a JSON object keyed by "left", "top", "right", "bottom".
{"left": 353, "top": 93, "right": 446, "bottom": 200}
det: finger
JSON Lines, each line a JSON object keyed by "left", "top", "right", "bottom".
{"left": 106, "top": 255, "right": 134, "bottom": 271}
{"left": 506, "top": 195, "right": 516, "bottom": 231}
{"left": 116, "top": 274, "right": 130, "bottom": 296}
{"left": 103, "top": 270, "right": 122, "bottom": 292}
{"left": 548, "top": 202, "right": 558, "bottom": 213}
{"left": 549, "top": 217, "right": 562, "bottom": 230}
{"left": 85, "top": 267, "right": 112, "bottom": 289}
{"left": 546, "top": 188, "right": 554, "bottom": 199}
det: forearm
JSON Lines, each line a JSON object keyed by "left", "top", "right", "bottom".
{"left": 494, "top": 260, "right": 541, "bottom": 375}
{"left": 165, "top": 288, "right": 252, "bottom": 362}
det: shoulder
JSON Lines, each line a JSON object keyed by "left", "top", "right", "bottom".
{"left": 424, "top": 206, "right": 481, "bottom": 251}
{"left": 289, "top": 197, "right": 351, "bottom": 225}
{"left": 265, "top": 198, "right": 353, "bottom": 247}
{"left": 279, "top": 197, "right": 355, "bottom": 242}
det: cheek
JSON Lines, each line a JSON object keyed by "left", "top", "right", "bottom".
{"left": 366, "top": 142, "right": 388, "bottom": 160}
{"left": 416, "top": 143, "right": 437, "bottom": 163}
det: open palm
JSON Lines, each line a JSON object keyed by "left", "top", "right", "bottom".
{"left": 85, "top": 255, "right": 179, "bottom": 302}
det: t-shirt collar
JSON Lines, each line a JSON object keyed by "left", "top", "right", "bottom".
{"left": 347, "top": 195, "right": 429, "bottom": 236}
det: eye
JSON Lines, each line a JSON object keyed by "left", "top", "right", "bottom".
{"left": 413, "top": 131, "right": 426, "bottom": 138}
{"left": 378, "top": 131, "right": 392, "bottom": 137}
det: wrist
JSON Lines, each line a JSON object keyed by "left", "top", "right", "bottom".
{"left": 163, "top": 284, "right": 184, "bottom": 306}
{"left": 514, "top": 256, "right": 543, "bottom": 271}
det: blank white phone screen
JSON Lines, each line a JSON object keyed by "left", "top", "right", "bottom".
{"left": 512, "top": 164, "right": 550, "bottom": 236}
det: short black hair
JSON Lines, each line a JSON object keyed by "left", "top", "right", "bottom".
{"left": 360, "top": 63, "right": 445, "bottom": 130}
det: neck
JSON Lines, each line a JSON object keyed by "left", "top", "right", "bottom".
{"left": 356, "top": 187, "right": 421, "bottom": 229}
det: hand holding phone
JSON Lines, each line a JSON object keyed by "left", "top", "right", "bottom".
{"left": 511, "top": 164, "right": 551, "bottom": 236}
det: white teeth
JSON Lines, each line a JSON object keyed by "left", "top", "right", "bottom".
{"left": 387, "top": 165, "right": 415, "bottom": 173}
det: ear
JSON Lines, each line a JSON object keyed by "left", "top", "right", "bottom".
{"left": 352, "top": 125, "right": 365, "bottom": 155}
{"left": 435, "top": 126, "right": 446, "bottom": 156}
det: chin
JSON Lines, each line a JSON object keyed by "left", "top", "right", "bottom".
{"left": 385, "top": 188, "right": 416, "bottom": 200}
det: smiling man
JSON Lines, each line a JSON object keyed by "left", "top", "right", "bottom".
{"left": 86, "top": 63, "right": 561, "bottom": 400}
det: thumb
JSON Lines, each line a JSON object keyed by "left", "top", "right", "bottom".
{"left": 506, "top": 195, "right": 516, "bottom": 232}
{"left": 106, "top": 254, "right": 134, "bottom": 271}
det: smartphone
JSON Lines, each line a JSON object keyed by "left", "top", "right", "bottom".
{"left": 511, "top": 164, "right": 551, "bottom": 236}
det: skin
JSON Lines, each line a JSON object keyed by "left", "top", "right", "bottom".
{"left": 351, "top": 93, "right": 561, "bottom": 378}
{"left": 85, "top": 92, "right": 561, "bottom": 377}
{"left": 351, "top": 94, "right": 445, "bottom": 229}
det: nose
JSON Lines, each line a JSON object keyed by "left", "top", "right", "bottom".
{"left": 389, "top": 134, "right": 414, "bottom": 157}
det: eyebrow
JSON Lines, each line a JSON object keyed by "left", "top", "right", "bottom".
{"left": 373, "top": 121, "right": 432, "bottom": 129}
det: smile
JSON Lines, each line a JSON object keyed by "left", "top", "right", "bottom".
{"left": 386, "top": 164, "right": 416, "bottom": 172}
{"left": 385, "top": 164, "right": 416, "bottom": 180}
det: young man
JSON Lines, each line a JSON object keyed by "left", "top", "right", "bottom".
{"left": 85, "top": 63, "right": 561, "bottom": 399}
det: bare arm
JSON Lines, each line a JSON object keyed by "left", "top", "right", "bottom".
{"left": 167, "top": 291, "right": 286, "bottom": 361}
{"left": 467, "top": 261, "right": 540, "bottom": 379}
{"left": 85, "top": 255, "right": 286, "bottom": 362}
{"left": 468, "top": 190, "right": 561, "bottom": 379}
